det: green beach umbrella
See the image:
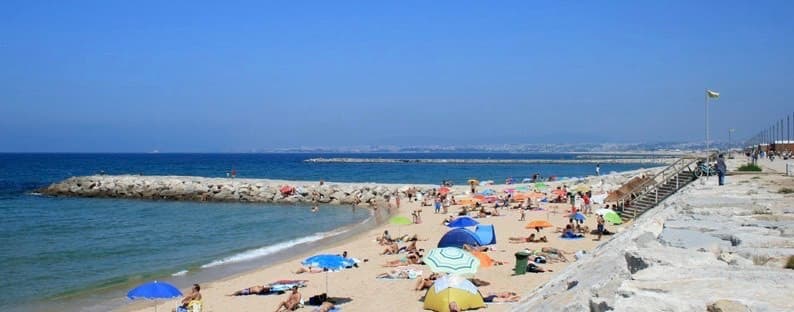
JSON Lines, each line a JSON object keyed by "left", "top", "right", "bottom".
{"left": 534, "top": 182, "right": 547, "bottom": 190}
{"left": 596, "top": 209, "right": 622, "bottom": 225}
{"left": 423, "top": 247, "right": 480, "bottom": 276}
{"left": 603, "top": 211, "right": 622, "bottom": 225}
{"left": 389, "top": 215, "right": 412, "bottom": 237}
{"left": 389, "top": 215, "right": 412, "bottom": 225}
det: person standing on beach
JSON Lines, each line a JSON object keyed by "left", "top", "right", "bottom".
{"left": 395, "top": 191, "right": 401, "bottom": 208}
{"left": 434, "top": 197, "right": 441, "bottom": 213}
{"left": 716, "top": 154, "right": 727, "bottom": 186}
{"left": 596, "top": 214, "right": 605, "bottom": 241}
{"left": 596, "top": 164, "right": 600, "bottom": 176}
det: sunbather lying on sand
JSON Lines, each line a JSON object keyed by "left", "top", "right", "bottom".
{"left": 508, "top": 233, "right": 548, "bottom": 243}
{"left": 482, "top": 291, "right": 521, "bottom": 303}
{"left": 414, "top": 273, "right": 440, "bottom": 291}
{"left": 468, "top": 278, "right": 490, "bottom": 287}
{"left": 227, "top": 285, "right": 272, "bottom": 296}
{"left": 462, "top": 244, "right": 494, "bottom": 253}
{"left": 383, "top": 251, "right": 424, "bottom": 267}
{"left": 526, "top": 262, "right": 552, "bottom": 273}
{"left": 377, "top": 267, "right": 422, "bottom": 279}
{"left": 533, "top": 247, "right": 570, "bottom": 262}
{"left": 294, "top": 266, "right": 326, "bottom": 274}
{"left": 314, "top": 300, "right": 335, "bottom": 312}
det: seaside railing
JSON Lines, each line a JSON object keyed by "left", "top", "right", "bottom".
{"left": 616, "top": 154, "right": 712, "bottom": 220}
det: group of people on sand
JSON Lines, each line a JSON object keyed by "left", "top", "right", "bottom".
{"left": 193, "top": 176, "right": 617, "bottom": 312}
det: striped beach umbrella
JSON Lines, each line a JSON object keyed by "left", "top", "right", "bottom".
{"left": 423, "top": 247, "right": 480, "bottom": 276}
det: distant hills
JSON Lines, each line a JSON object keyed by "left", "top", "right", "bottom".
{"left": 260, "top": 141, "right": 737, "bottom": 154}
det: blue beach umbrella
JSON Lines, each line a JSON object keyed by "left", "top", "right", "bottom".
{"left": 446, "top": 216, "right": 479, "bottom": 228}
{"left": 438, "top": 228, "right": 482, "bottom": 249}
{"left": 127, "top": 281, "right": 182, "bottom": 312}
{"left": 572, "top": 212, "right": 586, "bottom": 221}
{"left": 302, "top": 254, "right": 353, "bottom": 294}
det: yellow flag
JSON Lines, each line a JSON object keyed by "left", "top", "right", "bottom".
{"left": 706, "top": 90, "right": 720, "bottom": 99}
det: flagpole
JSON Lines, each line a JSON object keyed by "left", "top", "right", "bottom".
{"left": 705, "top": 89, "right": 709, "bottom": 160}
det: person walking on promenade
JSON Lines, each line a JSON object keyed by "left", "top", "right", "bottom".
{"left": 716, "top": 154, "right": 727, "bottom": 186}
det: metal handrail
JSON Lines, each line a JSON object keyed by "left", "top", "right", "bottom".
{"left": 615, "top": 156, "right": 697, "bottom": 204}
{"left": 615, "top": 154, "right": 712, "bottom": 216}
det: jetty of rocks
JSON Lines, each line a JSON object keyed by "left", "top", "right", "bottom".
{"left": 39, "top": 175, "right": 439, "bottom": 205}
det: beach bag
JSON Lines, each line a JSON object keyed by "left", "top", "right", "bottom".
{"left": 308, "top": 293, "right": 327, "bottom": 306}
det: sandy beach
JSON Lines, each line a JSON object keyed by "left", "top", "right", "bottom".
{"left": 119, "top": 169, "right": 655, "bottom": 312}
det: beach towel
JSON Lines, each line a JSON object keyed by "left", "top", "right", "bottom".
{"left": 376, "top": 267, "right": 422, "bottom": 280}
{"left": 269, "top": 280, "right": 308, "bottom": 292}
{"left": 560, "top": 236, "right": 584, "bottom": 240}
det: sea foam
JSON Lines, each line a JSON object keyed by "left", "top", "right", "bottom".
{"left": 200, "top": 229, "right": 346, "bottom": 269}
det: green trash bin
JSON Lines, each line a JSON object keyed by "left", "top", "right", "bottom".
{"left": 514, "top": 250, "right": 531, "bottom": 275}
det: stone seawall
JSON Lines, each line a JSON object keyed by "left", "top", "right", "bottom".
{"left": 40, "top": 175, "right": 437, "bottom": 205}
{"left": 511, "top": 159, "right": 794, "bottom": 311}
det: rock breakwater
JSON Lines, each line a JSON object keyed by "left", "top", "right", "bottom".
{"left": 40, "top": 175, "right": 437, "bottom": 205}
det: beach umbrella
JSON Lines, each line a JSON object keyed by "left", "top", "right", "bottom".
{"left": 423, "top": 247, "right": 480, "bottom": 276}
{"left": 468, "top": 179, "right": 479, "bottom": 186}
{"left": 573, "top": 184, "right": 591, "bottom": 193}
{"left": 302, "top": 254, "right": 353, "bottom": 294}
{"left": 127, "top": 281, "right": 183, "bottom": 312}
{"left": 525, "top": 220, "right": 553, "bottom": 229}
{"left": 389, "top": 215, "right": 412, "bottom": 237}
{"left": 423, "top": 275, "right": 485, "bottom": 312}
{"left": 471, "top": 250, "right": 494, "bottom": 268}
{"left": 389, "top": 215, "right": 412, "bottom": 225}
{"left": 594, "top": 208, "right": 615, "bottom": 216}
{"left": 446, "top": 216, "right": 479, "bottom": 228}
{"left": 438, "top": 187, "right": 450, "bottom": 195}
{"left": 480, "top": 189, "right": 495, "bottom": 196}
{"left": 527, "top": 192, "right": 545, "bottom": 200}
{"left": 534, "top": 182, "right": 547, "bottom": 190}
{"left": 552, "top": 189, "right": 566, "bottom": 197}
{"left": 437, "top": 228, "right": 481, "bottom": 249}
{"left": 483, "top": 196, "right": 498, "bottom": 203}
{"left": 458, "top": 198, "right": 476, "bottom": 206}
{"left": 602, "top": 211, "right": 622, "bottom": 225}
{"left": 512, "top": 193, "right": 528, "bottom": 201}
{"left": 571, "top": 212, "right": 586, "bottom": 221}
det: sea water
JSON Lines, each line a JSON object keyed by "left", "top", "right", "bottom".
{"left": 0, "top": 153, "right": 659, "bottom": 311}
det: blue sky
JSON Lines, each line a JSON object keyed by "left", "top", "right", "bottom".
{"left": 1, "top": 1, "right": 792, "bottom": 152}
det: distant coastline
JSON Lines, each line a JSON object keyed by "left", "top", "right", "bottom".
{"left": 304, "top": 157, "right": 676, "bottom": 165}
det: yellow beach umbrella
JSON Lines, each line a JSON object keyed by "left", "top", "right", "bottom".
{"left": 423, "top": 275, "right": 485, "bottom": 312}
{"left": 468, "top": 179, "right": 479, "bottom": 186}
{"left": 573, "top": 184, "right": 591, "bottom": 193}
